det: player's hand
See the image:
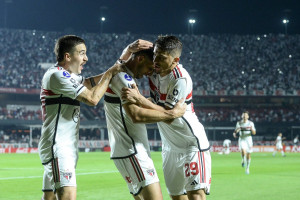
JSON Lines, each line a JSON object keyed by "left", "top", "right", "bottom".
{"left": 109, "top": 62, "right": 125, "bottom": 76}
{"left": 121, "top": 84, "right": 140, "bottom": 104}
{"left": 172, "top": 98, "right": 187, "bottom": 118}
{"left": 233, "top": 132, "right": 237, "bottom": 138}
{"left": 128, "top": 39, "right": 153, "bottom": 53}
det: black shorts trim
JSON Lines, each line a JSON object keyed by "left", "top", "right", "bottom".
{"left": 45, "top": 97, "right": 80, "bottom": 106}
{"left": 104, "top": 95, "right": 121, "bottom": 104}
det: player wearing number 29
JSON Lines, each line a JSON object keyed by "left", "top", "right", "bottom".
{"left": 122, "top": 36, "right": 211, "bottom": 200}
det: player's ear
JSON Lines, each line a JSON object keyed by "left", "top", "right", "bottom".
{"left": 137, "top": 55, "right": 145, "bottom": 62}
{"left": 65, "top": 52, "right": 71, "bottom": 62}
{"left": 173, "top": 57, "right": 180, "bottom": 64}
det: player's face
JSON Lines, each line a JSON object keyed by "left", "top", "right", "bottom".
{"left": 242, "top": 113, "right": 249, "bottom": 120}
{"left": 136, "top": 57, "right": 154, "bottom": 79}
{"left": 153, "top": 46, "right": 175, "bottom": 76}
{"left": 68, "top": 43, "right": 88, "bottom": 74}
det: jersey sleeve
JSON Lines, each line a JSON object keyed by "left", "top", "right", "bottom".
{"left": 50, "top": 71, "right": 86, "bottom": 99}
{"left": 165, "top": 78, "right": 187, "bottom": 108}
{"left": 73, "top": 74, "right": 85, "bottom": 84}
{"left": 110, "top": 72, "right": 136, "bottom": 105}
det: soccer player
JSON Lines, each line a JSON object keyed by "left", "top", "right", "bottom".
{"left": 38, "top": 35, "right": 123, "bottom": 200}
{"left": 292, "top": 135, "right": 299, "bottom": 152}
{"left": 104, "top": 40, "right": 187, "bottom": 200}
{"left": 122, "top": 36, "right": 211, "bottom": 200}
{"left": 221, "top": 139, "right": 231, "bottom": 155}
{"left": 272, "top": 133, "right": 286, "bottom": 157}
{"left": 233, "top": 111, "right": 256, "bottom": 175}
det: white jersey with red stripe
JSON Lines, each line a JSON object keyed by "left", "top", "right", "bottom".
{"left": 104, "top": 69, "right": 151, "bottom": 159}
{"left": 38, "top": 65, "right": 86, "bottom": 164}
{"left": 235, "top": 120, "right": 256, "bottom": 139}
{"left": 149, "top": 64, "right": 210, "bottom": 152}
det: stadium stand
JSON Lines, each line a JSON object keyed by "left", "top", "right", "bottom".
{"left": 0, "top": 28, "right": 299, "bottom": 150}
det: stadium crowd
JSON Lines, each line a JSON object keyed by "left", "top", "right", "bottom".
{"left": 0, "top": 28, "right": 300, "bottom": 93}
{"left": 1, "top": 105, "right": 299, "bottom": 123}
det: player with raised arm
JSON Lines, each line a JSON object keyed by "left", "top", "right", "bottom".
{"left": 39, "top": 35, "right": 123, "bottom": 200}
{"left": 122, "top": 36, "right": 211, "bottom": 200}
{"left": 104, "top": 39, "right": 187, "bottom": 200}
{"left": 272, "top": 133, "right": 286, "bottom": 157}
{"left": 233, "top": 111, "right": 256, "bottom": 174}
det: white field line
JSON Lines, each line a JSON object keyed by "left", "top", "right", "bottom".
{"left": 0, "top": 170, "right": 118, "bottom": 180}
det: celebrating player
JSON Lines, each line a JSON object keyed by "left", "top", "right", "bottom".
{"left": 233, "top": 111, "right": 256, "bottom": 174}
{"left": 122, "top": 36, "right": 211, "bottom": 200}
{"left": 38, "top": 35, "right": 123, "bottom": 200}
{"left": 103, "top": 39, "right": 187, "bottom": 200}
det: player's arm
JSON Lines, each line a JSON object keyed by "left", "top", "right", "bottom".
{"left": 76, "top": 63, "right": 123, "bottom": 106}
{"left": 251, "top": 123, "right": 256, "bottom": 135}
{"left": 123, "top": 99, "right": 186, "bottom": 124}
{"left": 233, "top": 125, "right": 241, "bottom": 138}
{"left": 122, "top": 84, "right": 167, "bottom": 112}
{"left": 83, "top": 73, "right": 105, "bottom": 89}
{"left": 119, "top": 39, "right": 153, "bottom": 61}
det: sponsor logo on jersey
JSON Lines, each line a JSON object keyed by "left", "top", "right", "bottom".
{"left": 190, "top": 180, "right": 198, "bottom": 186}
{"left": 167, "top": 94, "right": 179, "bottom": 103}
{"left": 147, "top": 169, "right": 155, "bottom": 176}
{"left": 124, "top": 74, "right": 132, "bottom": 81}
{"left": 63, "top": 71, "right": 71, "bottom": 78}
{"left": 69, "top": 78, "right": 79, "bottom": 89}
{"left": 63, "top": 171, "right": 73, "bottom": 181}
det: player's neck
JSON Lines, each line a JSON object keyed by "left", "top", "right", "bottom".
{"left": 57, "top": 61, "right": 72, "bottom": 74}
{"left": 124, "top": 59, "right": 136, "bottom": 77}
{"left": 160, "top": 63, "right": 177, "bottom": 77}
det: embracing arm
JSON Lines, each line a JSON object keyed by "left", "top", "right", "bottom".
{"left": 83, "top": 73, "right": 105, "bottom": 90}
{"left": 123, "top": 99, "right": 186, "bottom": 124}
{"left": 121, "top": 84, "right": 167, "bottom": 112}
{"left": 76, "top": 63, "right": 123, "bottom": 106}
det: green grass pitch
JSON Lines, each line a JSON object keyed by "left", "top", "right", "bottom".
{"left": 0, "top": 152, "right": 300, "bottom": 200}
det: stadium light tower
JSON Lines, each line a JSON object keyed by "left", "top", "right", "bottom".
{"left": 188, "top": 19, "right": 196, "bottom": 35}
{"left": 282, "top": 18, "right": 289, "bottom": 35}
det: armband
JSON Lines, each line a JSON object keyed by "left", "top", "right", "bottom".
{"left": 89, "top": 78, "right": 96, "bottom": 87}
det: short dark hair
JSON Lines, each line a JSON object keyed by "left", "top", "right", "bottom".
{"left": 54, "top": 35, "right": 85, "bottom": 62}
{"left": 243, "top": 111, "right": 249, "bottom": 115}
{"left": 132, "top": 48, "right": 154, "bottom": 61}
{"left": 154, "top": 35, "right": 182, "bottom": 57}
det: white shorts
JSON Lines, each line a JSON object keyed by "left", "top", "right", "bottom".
{"left": 42, "top": 157, "right": 77, "bottom": 192}
{"left": 113, "top": 150, "right": 159, "bottom": 195}
{"left": 162, "top": 150, "right": 211, "bottom": 196}
{"left": 239, "top": 136, "right": 253, "bottom": 153}
{"left": 276, "top": 143, "right": 283, "bottom": 150}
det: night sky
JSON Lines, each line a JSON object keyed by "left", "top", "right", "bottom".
{"left": 0, "top": 0, "right": 299, "bottom": 35}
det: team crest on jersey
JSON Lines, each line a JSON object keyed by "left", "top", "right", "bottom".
{"left": 72, "top": 108, "right": 80, "bottom": 123}
{"left": 63, "top": 71, "right": 71, "bottom": 78}
{"left": 154, "top": 90, "right": 160, "bottom": 103}
{"left": 124, "top": 74, "right": 132, "bottom": 81}
{"left": 147, "top": 169, "right": 155, "bottom": 176}
{"left": 63, "top": 171, "right": 72, "bottom": 181}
